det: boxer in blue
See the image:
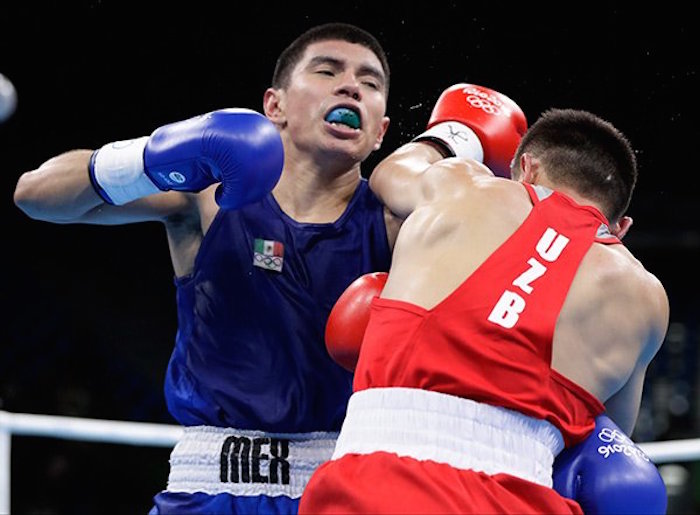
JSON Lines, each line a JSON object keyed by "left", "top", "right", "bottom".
{"left": 14, "top": 23, "right": 396, "bottom": 514}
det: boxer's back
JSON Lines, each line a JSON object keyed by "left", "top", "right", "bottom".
{"left": 381, "top": 163, "right": 667, "bottom": 422}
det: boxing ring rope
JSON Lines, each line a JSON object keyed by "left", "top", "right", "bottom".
{"left": 0, "top": 410, "right": 699, "bottom": 513}
{"left": 0, "top": 410, "right": 183, "bottom": 514}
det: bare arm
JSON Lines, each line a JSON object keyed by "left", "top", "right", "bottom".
{"left": 369, "top": 142, "right": 443, "bottom": 219}
{"left": 370, "top": 142, "right": 494, "bottom": 220}
{"left": 14, "top": 149, "right": 191, "bottom": 224}
{"left": 605, "top": 277, "right": 670, "bottom": 434}
{"left": 603, "top": 364, "right": 647, "bottom": 435}
{"left": 374, "top": 142, "right": 446, "bottom": 248}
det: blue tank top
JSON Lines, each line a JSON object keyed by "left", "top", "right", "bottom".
{"left": 165, "top": 179, "right": 391, "bottom": 432}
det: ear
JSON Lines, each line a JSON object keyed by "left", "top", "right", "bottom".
{"left": 519, "top": 153, "right": 540, "bottom": 184}
{"left": 263, "top": 88, "right": 286, "bottom": 126}
{"left": 611, "top": 216, "right": 633, "bottom": 240}
{"left": 372, "top": 116, "right": 391, "bottom": 151}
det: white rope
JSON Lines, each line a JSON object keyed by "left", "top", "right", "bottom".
{"left": 639, "top": 438, "right": 700, "bottom": 463}
{"left": 0, "top": 410, "right": 182, "bottom": 447}
{"left": 0, "top": 410, "right": 183, "bottom": 514}
{"left": 0, "top": 410, "right": 698, "bottom": 513}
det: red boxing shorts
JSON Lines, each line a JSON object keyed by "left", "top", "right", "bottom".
{"left": 300, "top": 387, "right": 583, "bottom": 514}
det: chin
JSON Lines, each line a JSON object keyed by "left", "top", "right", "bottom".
{"left": 319, "top": 144, "right": 366, "bottom": 167}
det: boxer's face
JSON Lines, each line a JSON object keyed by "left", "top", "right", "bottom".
{"left": 267, "top": 39, "right": 390, "bottom": 164}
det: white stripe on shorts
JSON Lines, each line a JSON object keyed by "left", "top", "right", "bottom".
{"left": 167, "top": 426, "right": 338, "bottom": 498}
{"left": 332, "top": 387, "right": 565, "bottom": 487}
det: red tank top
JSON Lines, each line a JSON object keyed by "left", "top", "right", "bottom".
{"left": 355, "top": 184, "right": 618, "bottom": 447}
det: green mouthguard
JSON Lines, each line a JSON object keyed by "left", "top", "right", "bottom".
{"left": 325, "top": 107, "right": 360, "bottom": 129}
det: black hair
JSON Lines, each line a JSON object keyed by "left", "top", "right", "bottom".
{"left": 271, "top": 22, "right": 390, "bottom": 95}
{"left": 513, "top": 108, "right": 637, "bottom": 221}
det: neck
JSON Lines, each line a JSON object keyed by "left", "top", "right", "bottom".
{"left": 272, "top": 150, "right": 363, "bottom": 223}
{"left": 533, "top": 177, "right": 607, "bottom": 219}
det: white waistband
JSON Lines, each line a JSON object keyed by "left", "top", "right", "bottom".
{"left": 332, "top": 387, "right": 564, "bottom": 487}
{"left": 167, "top": 426, "right": 338, "bottom": 498}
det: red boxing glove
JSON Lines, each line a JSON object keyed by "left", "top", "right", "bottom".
{"left": 414, "top": 84, "right": 527, "bottom": 178}
{"left": 325, "top": 272, "right": 389, "bottom": 372}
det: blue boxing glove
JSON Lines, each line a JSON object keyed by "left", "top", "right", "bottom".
{"left": 89, "top": 108, "right": 283, "bottom": 209}
{"left": 553, "top": 414, "right": 667, "bottom": 514}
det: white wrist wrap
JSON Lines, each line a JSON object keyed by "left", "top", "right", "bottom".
{"left": 413, "top": 121, "right": 484, "bottom": 161}
{"left": 92, "top": 136, "right": 160, "bottom": 205}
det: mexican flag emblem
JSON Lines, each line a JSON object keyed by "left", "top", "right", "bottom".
{"left": 253, "top": 238, "right": 284, "bottom": 272}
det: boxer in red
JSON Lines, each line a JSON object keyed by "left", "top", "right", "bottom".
{"left": 301, "top": 84, "right": 669, "bottom": 514}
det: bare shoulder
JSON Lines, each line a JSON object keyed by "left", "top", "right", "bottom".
{"left": 424, "top": 157, "right": 495, "bottom": 188}
{"left": 625, "top": 247, "right": 669, "bottom": 337}
{"left": 604, "top": 244, "right": 667, "bottom": 298}
{"left": 593, "top": 243, "right": 670, "bottom": 350}
{"left": 419, "top": 157, "right": 518, "bottom": 205}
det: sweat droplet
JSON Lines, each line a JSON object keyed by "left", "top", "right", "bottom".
{"left": 325, "top": 107, "right": 360, "bottom": 129}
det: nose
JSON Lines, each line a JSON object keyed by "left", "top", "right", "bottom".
{"left": 335, "top": 71, "right": 361, "bottom": 101}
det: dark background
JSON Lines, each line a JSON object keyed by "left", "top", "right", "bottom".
{"left": 2, "top": 1, "right": 698, "bottom": 513}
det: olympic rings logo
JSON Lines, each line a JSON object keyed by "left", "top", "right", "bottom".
{"left": 254, "top": 254, "right": 283, "bottom": 267}
{"left": 463, "top": 86, "right": 504, "bottom": 116}
{"left": 598, "top": 427, "right": 629, "bottom": 444}
{"left": 595, "top": 427, "right": 650, "bottom": 461}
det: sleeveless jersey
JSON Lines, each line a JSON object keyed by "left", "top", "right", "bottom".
{"left": 165, "top": 179, "right": 391, "bottom": 432}
{"left": 355, "top": 184, "right": 618, "bottom": 447}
